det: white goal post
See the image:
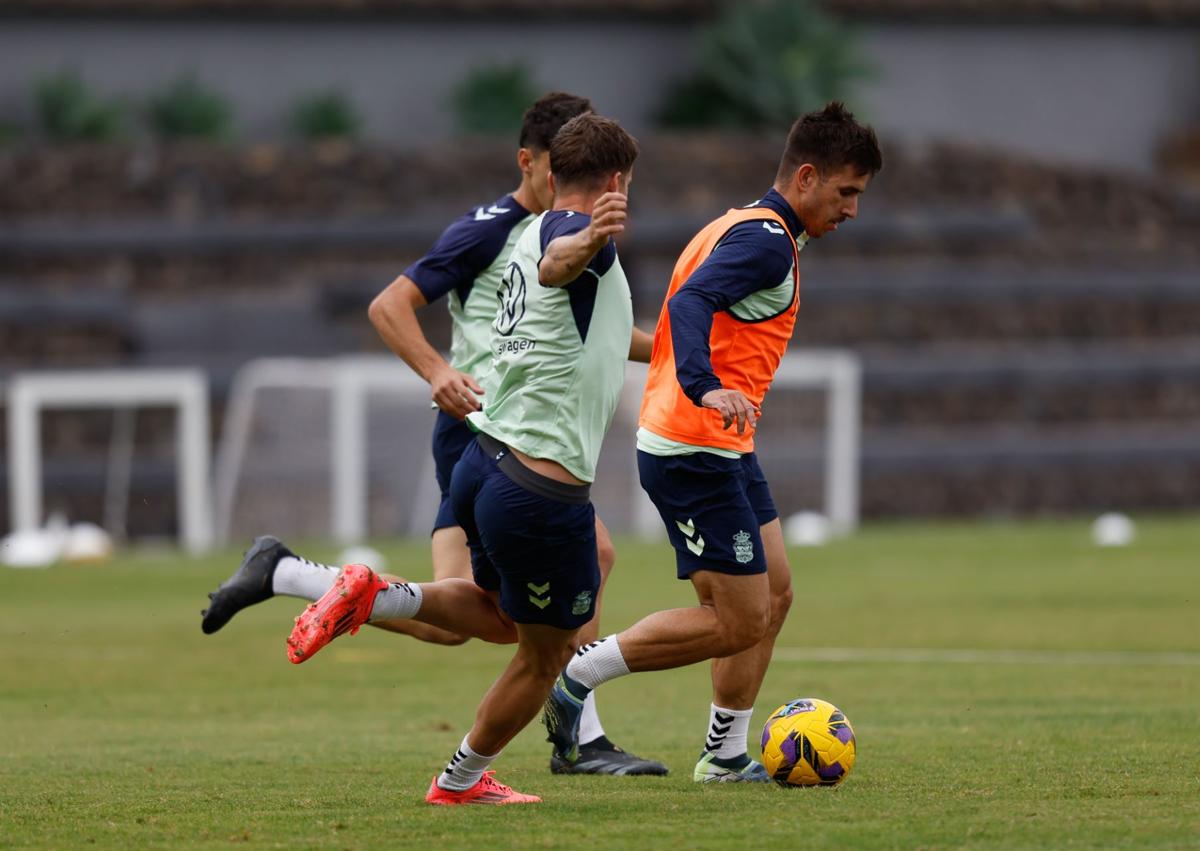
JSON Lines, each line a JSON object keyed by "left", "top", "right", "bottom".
{"left": 5, "top": 369, "right": 213, "bottom": 553}
{"left": 213, "top": 356, "right": 433, "bottom": 547}
{"left": 213, "top": 350, "right": 860, "bottom": 546}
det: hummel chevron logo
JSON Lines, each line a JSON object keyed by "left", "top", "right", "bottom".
{"left": 762, "top": 222, "right": 785, "bottom": 235}
{"left": 706, "top": 711, "right": 735, "bottom": 749}
{"left": 527, "top": 581, "right": 551, "bottom": 610}
{"left": 474, "top": 204, "right": 510, "bottom": 221}
{"left": 676, "top": 518, "right": 705, "bottom": 556}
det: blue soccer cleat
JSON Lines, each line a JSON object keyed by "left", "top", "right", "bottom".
{"left": 542, "top": 675, "right": 585, "bottom": 764}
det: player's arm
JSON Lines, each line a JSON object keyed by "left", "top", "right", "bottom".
{"left": 628, "top": 325, "right": 654, "bottom": 363}
{"left": 370, "top": 207, "right": 508, "bottom": 419}
{"left": 368, "top": 275, "right": 485, "bottom": 420}
{"left": 538, "top": 190, "right": 627, "bottom": 288}
{"left": 667, "top": 223, "right": 793, "bottom": 433}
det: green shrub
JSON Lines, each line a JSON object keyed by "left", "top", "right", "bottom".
{"left": 450, "top": 63, "right": 538, "bottom": 136}
{"left": 291, "top": 90, "right": 361, "bottom": 141}
{"left": 148, "top": 75, "right": 233, "bottom": 141}
{"left": 656, "top": 0, "right": 873, "bottom": 130}
{"left": 34, "top": 70, "right": 125, "bottom": 141}
{"left": 0, "top": 120, "right": 21, "bottom": 145}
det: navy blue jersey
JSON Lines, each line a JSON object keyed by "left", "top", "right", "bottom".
{"left": 538, "top": 210, "right": 618, "bottom": 344}
{"left": 403, "top": 194, "right": 535, "bottom": 381}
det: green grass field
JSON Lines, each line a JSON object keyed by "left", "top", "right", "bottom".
{"left": 2, "top": 519, "right": 1198, "bottom": 849}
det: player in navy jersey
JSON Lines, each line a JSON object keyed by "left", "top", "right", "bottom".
{"left": 200, "top": 93, "right": 663, "bottom": 777}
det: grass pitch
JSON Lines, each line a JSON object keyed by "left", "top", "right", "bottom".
{"left": 2, "top": 518, "right": 1198, "bottom": 849}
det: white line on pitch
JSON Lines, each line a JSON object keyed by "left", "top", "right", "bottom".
{"left": 772, "top": 647, "right": 1200, "bottom": 667}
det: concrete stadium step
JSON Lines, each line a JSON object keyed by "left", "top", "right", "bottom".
{"left": 795, "top": 259, "right": 1200, "bottom": 344}
{"left": 762, "top": 421, "right": 1200, "bottom": 517}
{"left": 856, "top": 340, "right": 1200, "bottom": 426}
{"left": 0, "top": 285, "right": 137, "bottom": 366}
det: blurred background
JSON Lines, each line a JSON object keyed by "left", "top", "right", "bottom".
{"left": 1, "top": 0, "right": 1198, "bottom": 553}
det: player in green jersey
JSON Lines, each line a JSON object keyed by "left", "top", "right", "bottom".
{"left": 201, "top": 98, "right": 661, "bottom": 777}
{"left": 285, "top": 113, "right": 643, "bottom": 804}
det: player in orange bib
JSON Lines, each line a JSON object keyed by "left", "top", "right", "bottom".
{"left": 545, "top": 103, "right": 882, "bottom": 781}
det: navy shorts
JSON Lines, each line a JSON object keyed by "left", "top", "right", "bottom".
{"left": 637, "top": 449, "right": 778, "bottom": 579}
{"left": 449, "top": 438, "right": 600, "bottom": 630}
{"left": 431, "top": 410, "right": 475, "bottom": 532}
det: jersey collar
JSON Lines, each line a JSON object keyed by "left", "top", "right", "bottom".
{"left": 756, "top": 188, "right": 805, "bottom": 243}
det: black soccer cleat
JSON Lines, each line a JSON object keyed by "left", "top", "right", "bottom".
{"left": 200, "top": 535, "right": 294, "bottom": 634}
{"left": 549, "top": 736, "right": 669, "bottom": 777}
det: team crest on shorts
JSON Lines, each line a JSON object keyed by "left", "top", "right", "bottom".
{"left": 571, "top": 590, "right": 593, "bottom": 616}
{"left": 733, "top": 530, "right": 754, "bottom": 564}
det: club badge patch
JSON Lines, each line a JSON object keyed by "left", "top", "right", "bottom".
{"left": 733, "top": 530, "right": 754, "bottom": 564}
{"left": 571, "top": 591, "right": 593, "bottom": 616}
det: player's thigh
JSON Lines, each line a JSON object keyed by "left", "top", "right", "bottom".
{"left": 431, "top": 525, "right": 472, "bottom": 581}
{"left": 759, "top": 518, "right": 792, "bottom": 597}
{"left": 741, "top": 452, "right": 789, "bottom": 595}
{"left": 593, "top": 514, "right": 616, "bottom": 580}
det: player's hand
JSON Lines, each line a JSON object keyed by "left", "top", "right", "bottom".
{"left": 701, "top": 388, "right": 760, "bottom": 435}
{"left": 586, "top": 187, "right": 628, "bottom": 246}
{"left": 430, "top": 367, "right": 485, "bottom": 420}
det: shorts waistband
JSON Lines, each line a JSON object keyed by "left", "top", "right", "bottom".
{"left": 476, "top": 433, "right": 591, "bottom": 505}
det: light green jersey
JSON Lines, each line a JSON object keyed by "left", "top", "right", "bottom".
{"left": 404, "top": 194, "right": 534, "bottom": 397}
{"left": 467, "top": 210, "right": 633, "bottom": 483}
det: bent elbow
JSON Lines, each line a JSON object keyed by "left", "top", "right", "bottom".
{"left": 367, "top": 292, "right": 387, "bottom": 329}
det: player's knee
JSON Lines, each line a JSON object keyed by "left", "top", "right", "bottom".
{"left": 715, "top": 604, "right": 769, "bottom": 654}
{"left": 770, "top": 582, "right": 794, "bottom": 632}
{"left": 517, "top": 640, "right": 575, "bottom": 681}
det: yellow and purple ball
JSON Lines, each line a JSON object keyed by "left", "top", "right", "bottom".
{"left": 759, "top": 697, "right": 856, "bottom": 786}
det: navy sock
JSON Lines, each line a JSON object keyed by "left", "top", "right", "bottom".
{"left": 706, "top": 752, "right": 751, "bottom": 770}
{"left": 560, "top": 670, "right": 592, "bottom": 702}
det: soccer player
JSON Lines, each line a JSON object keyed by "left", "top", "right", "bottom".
{"left": 200, "top": 93, "right": 663, "bottom": 777}
{"left": 543, "top": 102, "right": 882, "bottom": 782}
{"left": 285, "top": 113, "right": 642, "bottom": 805}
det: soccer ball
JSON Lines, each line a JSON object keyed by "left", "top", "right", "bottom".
{"left": 759, "top": 698, "right": 855, "bottom": 786}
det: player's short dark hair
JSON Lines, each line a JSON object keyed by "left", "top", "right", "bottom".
{"left": 549, "top": 114, "right": 639, "bottom": 190}
{"left": 776, "top": 101, "right": 882, "bottom": 182}
{"left": 519, "top": 92, "right": 593, "bottom": 151}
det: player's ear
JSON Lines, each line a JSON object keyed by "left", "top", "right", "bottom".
{"left": 607, "top": 171, "right": 621, "bottom": 193}
{"left": 795, "top": 163, "right": 818, "bottom": 192}
{"left": 548, "top": 171, "right": 557, "bottom": 197}
{"left": 517, "top": 147, "right": 534, "bottom": 175}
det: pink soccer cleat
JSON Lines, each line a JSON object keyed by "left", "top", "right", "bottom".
{"left": 286, "top": 564, "right": 387, "bottom": 664}
{"left": 424, "top": 772, "right": 542, "bottom": 806}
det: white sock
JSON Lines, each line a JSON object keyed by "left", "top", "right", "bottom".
{"left": 578, "top": 692, "right": 605, "bottom": 745}
{"left": 271, "top": 556, "right": 338, "bottom": 600}
{"left": 437, "top": 735, "right": 497, "bottom": 791}
{"left": 565, "top": 635, "right": 630, "bottom": 691}
{"left": 705, "top": 704, "right": 754, "bottom": 759}
{"left": 367, "top": 581, "right": 423, "bottom": 622}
